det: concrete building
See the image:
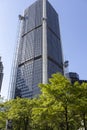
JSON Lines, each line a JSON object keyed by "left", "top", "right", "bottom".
{"left": 8, "top": 0, "right": 64, "bottom": 99}
{"left": 67, "top": 72, "right": 87, "bottom": 84}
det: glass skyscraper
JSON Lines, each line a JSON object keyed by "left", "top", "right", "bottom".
{"left": 9, "top": 0, "right": 64, "bottom": 99}
{"left": 0, "top": 57, "right": 3, "bottom": 93}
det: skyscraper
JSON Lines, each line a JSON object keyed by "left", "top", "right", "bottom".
{"left": 0, "top": 57, "right": 3, "bottom": 93}
{"left": 9, "top": 0, "right": 64, "bottom": 99}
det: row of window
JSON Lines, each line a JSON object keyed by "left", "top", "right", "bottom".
{"left": 48, "top": 60, "right": 63, "bottom": 78}
{"left": 20, "top": 27, "right": 42, "bottom": 63}
{"left": 23, "top": 0, "right": 42, "bottom": 35}
{"left": 47, "top": 29, "right": 63, "bottom": 64}
{"left": 15, "top": 58, "right": 42, "bottom": 98}
{"left": 47, "top": 1, "right": 60, "bottom": 37}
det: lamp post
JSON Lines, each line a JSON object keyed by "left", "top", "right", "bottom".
{"left": 6, "top": 120, "right": 12, "bottom": 130}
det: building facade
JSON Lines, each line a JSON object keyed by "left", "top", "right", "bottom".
{"left": 0, "top": 57, "right": 3, "bottom": 92}
{"left": 9, "top": 0, "right": 64, "bottom": 99}
{"left": 67, "top": 72, "right": 87, "bottom": 84}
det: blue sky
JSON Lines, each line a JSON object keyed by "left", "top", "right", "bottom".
{"left": 0, "top": 0, "right": 87, "bottom": 99}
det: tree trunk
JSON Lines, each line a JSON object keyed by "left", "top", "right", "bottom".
{"left": 83, "top": 113, "right": 87, "bottom": 130}
{"left": 65, "top": 106, "right": 69, "bottom": 130}
{"left": 18, "top": 120, "right": 21, "bottom": 130}
{"left": 24, "top": 117, "right": 28, "bottom": 130}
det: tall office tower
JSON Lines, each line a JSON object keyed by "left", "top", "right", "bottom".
{"left": 9, "top": 0, "right": 64, "bottom": 99}
{"left": 0, "top": 57, "right": 3, "bottom": 92}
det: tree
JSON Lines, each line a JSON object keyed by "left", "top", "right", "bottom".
{"left": 0, "top": 104, "right": 6, "bottom": 129}
{"left": 4, "top": 98, "right": 35, "bottom": 130}
{"left": 0, "top": 73, "right": 87, "bottom": 130}
{"left": 0, "top": 97, "right": 7, "bottom": 130}
{"left": 71, "top": 82, "right": 87, "bottom": 130}
{"left": 32, "top": 73, "right": 78, "bottom": 130}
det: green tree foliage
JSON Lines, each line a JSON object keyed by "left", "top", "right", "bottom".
{"left": 0, "top": 73, "right": 87, "bottom": 130}
{"left": 32, "top": 73, "right": 87, "bottom": 130}
{"left": 32, "top": 73, "right": 77, "bottom": 130}
{"left": 71, "top": 82, "right": 87, "bottom": 130}
{"left": 0, "top": 103, "right": 6, "bottom": 130}
{"left": 4, "top": 98, "right": 35, "bottom": 130}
